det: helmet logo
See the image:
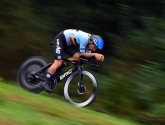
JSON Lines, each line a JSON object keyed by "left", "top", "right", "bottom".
{"left": 92, "top": 38, "right": 97, "bottom": 43}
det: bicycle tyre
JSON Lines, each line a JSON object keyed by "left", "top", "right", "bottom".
{"left": 17, "top": 56, "right": 48, "bottom": 93}
{"left": 63, "top": 70, "right": 98, "bottom": 107}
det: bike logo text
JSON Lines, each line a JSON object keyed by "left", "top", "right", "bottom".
{"left": 60, "top": 69, "right": 72, "bottom": 80}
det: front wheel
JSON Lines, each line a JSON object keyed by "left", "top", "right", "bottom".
{"left": 63, "top": 70, "right": 98, "bottom": 107}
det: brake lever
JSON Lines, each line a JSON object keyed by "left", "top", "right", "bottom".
{"left": 91, "top": 64, "right": 100, "bottom": 68}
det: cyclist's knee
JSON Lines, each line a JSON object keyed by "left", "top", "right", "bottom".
{"left": 48, "top": 60, "right": 63, "bottom": 74}
{"left": 53, "top": 60, "right": 63, "bottom": 67}
{"left": 73, "top": 52, "right": 81, "bottom": 59}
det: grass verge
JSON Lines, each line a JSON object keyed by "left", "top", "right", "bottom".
{"left": 0, "top": 81, "right": 141, "bottom": 125}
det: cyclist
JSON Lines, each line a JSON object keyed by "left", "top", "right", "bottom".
{"left": 41, "top": 29, "right": 104, "bottom": 92}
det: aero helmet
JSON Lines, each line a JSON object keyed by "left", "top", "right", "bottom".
{"left": 90, "top": 35, "right": 104, "bottom": 50}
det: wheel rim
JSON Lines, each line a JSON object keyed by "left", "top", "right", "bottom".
{"left": 64, "top": 71, "right": 98, "bottom": 107}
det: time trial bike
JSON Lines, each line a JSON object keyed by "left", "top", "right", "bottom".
{"left": 17, "top": 44, "right": 100, "bottom": 107}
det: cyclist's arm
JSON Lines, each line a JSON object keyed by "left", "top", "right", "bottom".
{"left": 80, "top": 52, "right": 96, "bottom": 57}
{"left": 80, "top": 52, "right": 104, "bottom": 61}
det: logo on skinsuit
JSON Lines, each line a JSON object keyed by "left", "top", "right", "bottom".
{"left": 56, "top": 39, "right": 61, "bottom": 54}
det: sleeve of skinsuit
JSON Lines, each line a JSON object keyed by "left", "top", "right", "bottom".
{"left": 78, "top": 31, "right": 91, "bottom": 52}
{"left": 85, "top": 48, "right": 91, "bottom": 53}
{"left": 79, "top": 39, "right": 91, "bottom": 53}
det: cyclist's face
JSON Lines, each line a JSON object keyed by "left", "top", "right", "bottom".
{"left": 89, "top": 41, "right": 97, "bottom": 51}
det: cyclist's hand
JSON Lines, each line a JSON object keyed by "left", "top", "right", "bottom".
{"left": 95, "top": 54, "right": 104, "bottom": 61}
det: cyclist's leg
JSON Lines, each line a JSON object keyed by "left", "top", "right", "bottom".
{"left": 42, "top": 31, "right": 66, "bottom": 92}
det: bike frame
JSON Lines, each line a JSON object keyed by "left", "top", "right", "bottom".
{"left": 32, "top": 62, "right": 84, "bottom": 87}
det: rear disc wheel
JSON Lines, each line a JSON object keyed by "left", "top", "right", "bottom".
{"left": 17, "top": 56, "right": 48, "bottom": 93}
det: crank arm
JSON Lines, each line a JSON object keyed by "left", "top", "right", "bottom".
{"left": 34, "top": 75, "right": 45, "bottom": 81}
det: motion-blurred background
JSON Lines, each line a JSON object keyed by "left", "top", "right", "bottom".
{"left": 0, "top": 0, "right": 165, "bottom": 124}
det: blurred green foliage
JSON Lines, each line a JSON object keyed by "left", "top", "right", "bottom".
{"left": 1, "top": 0, "right": 165, "bottom": 124}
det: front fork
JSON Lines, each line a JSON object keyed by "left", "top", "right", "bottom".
{"left": 77, "top": 65, "right": 84, "bottom": 89}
